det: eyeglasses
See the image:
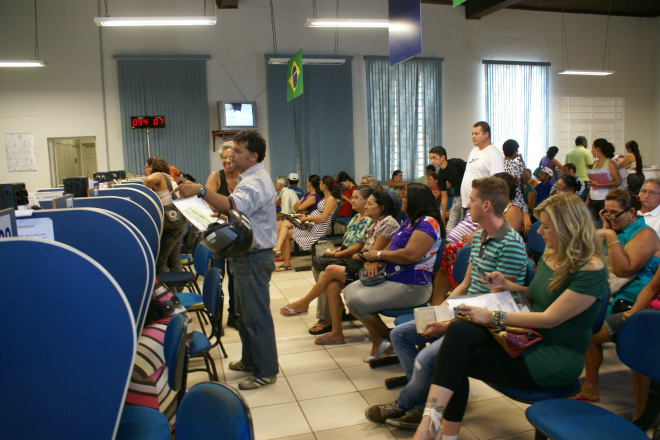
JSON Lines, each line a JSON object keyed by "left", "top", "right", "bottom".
{"left": 221, "top": 155, "right": 231, "bottom": 160}
{"left": 350, "top": 196, "right": 366, "bottom": 200}
{"left": 640, "top": 189, "right": 660, "bottom": 196}
{"left": 601, "top": 210, "right": 627, "bottom": 219}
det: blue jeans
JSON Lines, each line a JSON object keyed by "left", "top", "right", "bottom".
{"left": 230, "top": 250, "right": 279, "bottom": 377}
{"left": 391, "top": 320, "right": 444, "bottom": 411}
{"left": 214, "top": 257, "right": 236, "bottom": 317}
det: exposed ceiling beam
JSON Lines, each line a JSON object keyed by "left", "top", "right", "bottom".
{"left": 464, "top": 0, "right": 524, "bottom": 19}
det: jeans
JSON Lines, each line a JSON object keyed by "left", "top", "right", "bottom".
{"left": 214, "top": 257, "right": 236, "bottom": 317}
{"left": 446, "top": 196, "right": 462, "bottom": 234}
{"left": 157, "top": 224, "right": 186, "bottom": 274}
{"left": 391, "top": 320, "right": 444, "bottom": 411}
{"left": 230, "top": 250, "right": 279, "bottom": 378}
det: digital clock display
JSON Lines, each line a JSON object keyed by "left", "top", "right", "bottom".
{"left": 130, "top": 116, "right": 165, "bottom": 129}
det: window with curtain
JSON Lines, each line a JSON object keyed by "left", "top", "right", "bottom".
{"left": 115, "top": 55, "right": 210, "bottom": 182}
{"left": 484, "top": 61, "right": 549, "bottom": 168}
{"left": 266, "top": 55, "right": 354, "bottom": 182}
{"left": 365, "top": 57, "right": 442, "bottom": 183}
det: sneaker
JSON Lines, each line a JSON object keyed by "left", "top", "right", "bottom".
{"left": 365, "top": 401, "right": 405, "bottom": 424}
{"left": 226, "top": 315, "right": 240, "bottom": 331}
{"left": 385, "top": 407, "right": 423, "bottom": 429}
{"left": 238, "top": 375, "right": 277, "bottom": 390}
{"left": 228, "top": 361, "right": 253, "bottom": 372}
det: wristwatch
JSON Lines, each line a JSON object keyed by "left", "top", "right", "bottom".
{"left": 197, "top": 186, "right": 207, "bottom": 198}
{"left": 377, "top": 251, "right": 382, "bottom": 260}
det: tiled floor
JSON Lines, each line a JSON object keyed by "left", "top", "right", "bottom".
{"left": 185, "top": 254, "right": 641, "bottom": 440}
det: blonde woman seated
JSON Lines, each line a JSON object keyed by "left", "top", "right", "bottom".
{"left": 344, "top": 183, "right": 444, "bottom": 361}
{"left": 273, "top": 175, "right": 341, "bottom": 271}
{"left": 280, "top": 191, "right": 400, "bottom": 345}
{"left": 412, "top": 193, "right": 607, "bottom": 440}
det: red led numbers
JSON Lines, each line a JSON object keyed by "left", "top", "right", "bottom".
{"left": 130, "top": 116, "right": 165, "bottom": 129}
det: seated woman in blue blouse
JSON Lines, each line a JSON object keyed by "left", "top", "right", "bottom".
{"left": 412, "top": 193, "right": 607, "bottom": 440}
{"left": 344, "top": 183, "right": 445, "bottom": 362}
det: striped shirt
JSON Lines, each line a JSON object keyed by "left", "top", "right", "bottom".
{"left": 467, "top": 221, "right": 527, "bottom": 295}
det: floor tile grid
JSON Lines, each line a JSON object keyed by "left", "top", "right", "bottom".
{"left": 183, "top": 257, "right": 637, "bottom": 440}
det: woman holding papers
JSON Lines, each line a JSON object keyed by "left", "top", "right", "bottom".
{"left": 344, "top": 183, "right": 444, "bottom": 362}
{"left": 587, "top": 138, "right": 621, "bottom": 222}
{"left": 273, "top": 175, "right": 340, "bottom": 271}
{"left": 412, "top": 194, "right": 607, "bottom": 440}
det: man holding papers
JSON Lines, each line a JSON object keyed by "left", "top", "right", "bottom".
{"left": 366, "top": 177, "right": 527, "bottom": 429}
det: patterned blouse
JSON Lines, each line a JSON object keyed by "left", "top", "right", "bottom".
{"left": 342, "top": 214, "right": 373, "bottom": 248}
{"left": 363, "top": 215, "right": 400, "bottom": 251}
{"left": 504, "top": 159, "right": 529, "bottom": 213}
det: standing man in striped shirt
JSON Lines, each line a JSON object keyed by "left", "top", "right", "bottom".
{"left": 366, "top": 176, "right": 527, "bottom": 429}
{"left": 174, "top": 130, "right": 279, "bottom": 390}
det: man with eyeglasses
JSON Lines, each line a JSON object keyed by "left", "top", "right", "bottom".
{"left": 638, "top": 179, "right": 660, "bottom": 237}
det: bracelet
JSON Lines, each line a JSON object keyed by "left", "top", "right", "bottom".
{"left": 607, "top": 240, "right": 620, "bottom": 247}
{"left": 491, "top": 310, "right": 508, "bottom": 326}
{"left": 358, "top": 252, "right": 367, "bottom": 261}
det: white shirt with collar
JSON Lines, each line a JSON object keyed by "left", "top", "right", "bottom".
{"left": 640, "top": 204, "right": 660, "bottom": 238}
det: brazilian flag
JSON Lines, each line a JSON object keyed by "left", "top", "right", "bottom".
{"left": 453, "top": 0, "right": 467, "bottom": 6}
{"left": 287, "top": 49, "right": 303, "bottom": 102}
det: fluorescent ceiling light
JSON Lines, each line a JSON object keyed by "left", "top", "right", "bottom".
{"left": 0, "top": 60, "right": 47, "bottom": 67}
{"left": 305, "top": 18, "right": 389, "bottom": 28}
{"left": 268, "top": 57, "right": 345, "bottom": 65}
{"left": 558, "top": 69, "right": 614, "bottom": 76}
{"left": 94, "top": 16, "right": 217, "bottom": 27}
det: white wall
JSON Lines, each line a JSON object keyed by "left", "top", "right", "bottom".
{"left": 1, "top": 0, "right": 658, "bottom": 192}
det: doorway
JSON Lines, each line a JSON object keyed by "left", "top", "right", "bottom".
{"left": 47, "top": 137, "right": 97, "bottom": 187}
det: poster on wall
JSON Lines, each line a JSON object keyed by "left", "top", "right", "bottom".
{"left": 5, "top": 133, "right": 37, "bottom": 172}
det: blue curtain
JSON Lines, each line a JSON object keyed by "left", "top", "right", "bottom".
{"left": 266, "top": 55, "right": 354, "bottom": 183}
{"left": 484, "top": 61, "right": 550, "bottom": 168}
{"left": 115, "top": 55, "right": 210, "bottom": 182}
{"left": 365, "top": 57, "right": 443, "bottom": 183}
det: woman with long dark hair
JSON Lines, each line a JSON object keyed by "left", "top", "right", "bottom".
{"left": 617, "top": 140, "right": 645, "bottom": 194}
{"left": 273, "top": 175, "right": 341, "bottom": 271}
{"left": 587, "top": 138, "right": 622, "bottom": 222}
{"left": 336, "top": 171, "right": 357, "bottom": 219}
{"left": 344, "top": 183, "right": 445, "bottom": 361}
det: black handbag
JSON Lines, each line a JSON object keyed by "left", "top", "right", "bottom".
{"left": 358, "top": 253, "right": 436, "bottom": 287}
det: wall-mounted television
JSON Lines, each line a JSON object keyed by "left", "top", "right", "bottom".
{"left": 218, "top": 101, "right": 257, "bottom": 131}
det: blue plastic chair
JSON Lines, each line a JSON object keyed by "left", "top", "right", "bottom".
{"left": 524, "top": 257, "right": 535, "bottom": 287}
{"left": 176, "top": 382, "right": 254, "bottom": 440}
{"left": 452, "top": 244, "right": 472, "bottom": 284}
{"left": 116, "top": 314, "right": 187, "bottom": 440}
{"left": 0, "top": 238, "right": 136, "bottom": 440}
{"left": 160, "top": 243, "right": 213, "bottom": 306}
{"left": 526, "top": 309, "right": 660, "bottom": 440}
{"left": 486, "top": 286, "right": 610, "bottom": 404}
{"left": 188, "top": 267, "right": 228, "bottom": 381}
{"left": 526, "top": 221, "right": 545, "bottom": 262}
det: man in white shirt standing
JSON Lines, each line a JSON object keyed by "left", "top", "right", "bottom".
{"left": 639, "top": 179, "right": 660, "bottom": 237}
{"left": 460, "top": 121, "right": 505, "bottom": 217}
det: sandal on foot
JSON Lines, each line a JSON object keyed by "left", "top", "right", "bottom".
{"left": 573, "top": 394, "right": 600, "bottom": 403}
{"left": 308, "top": 323, "right": 333, "bottom": 335}
{"left": 280, "top": 305, "right": 308, "bottom": 317}
{"left": 314, "top": 336, "right": 345, "bottom": 345}
{"left": 274, "top": 265, "right": 293, "bottom": 272}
